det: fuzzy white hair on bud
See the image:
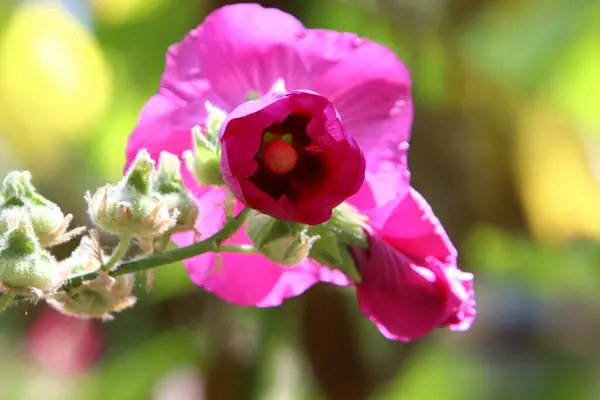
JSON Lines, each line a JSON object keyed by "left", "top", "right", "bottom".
{"left": 85, "top": 150, "right": 179, "bottom": 238}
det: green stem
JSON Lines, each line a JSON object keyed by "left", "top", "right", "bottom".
{"left": 219, "top": 244, "right": 256, "bottom": 254}
{"left": 225, "top": 189, "right": 235, "bottom": 219}
{"left": 0, "top": 294, "right": 16, "bottom": 312}
{"left": 102, "top": 235, "right": 132, "bottom": 272}
{"left": 155, "top": 234, "right": 172, "bottom": 253}
{"left": 63, "top": 208, "right": 250, "bottom": 290}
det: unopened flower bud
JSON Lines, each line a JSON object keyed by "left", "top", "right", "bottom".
{"left": 47, "top": 273, "right": 136, "bottom": 320}
{"left": 245, "top": 211, "right": 317, "bottom": 266}
{"left": 0, "top": 211, "right": 67, "bottom": 295}
{"left": 308, "top": 203, "right": 368, "bottom": 282}
{"left": 86, "top": 149, "right": 178, "bottom": 238}
{"left": 152, "top": 152, "right": 199, "bottom": 232}
{"left": 184, "top": 126, "right": 224, "bottom": 187}
{"left": 184, "top": 102, "right": 227, "bottom": 186}
{"left": 0, "top": 171, "right": 85, "bottom": 247}
{"left": 205, "top": 101, "right": 227, "bottom": 140}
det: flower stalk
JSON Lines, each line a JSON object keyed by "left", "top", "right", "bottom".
{"left": 62, "top": 208, "right": 251, "bottom": 290}
{"left": 101, "top": 235, "right": 131, "bottom": 272}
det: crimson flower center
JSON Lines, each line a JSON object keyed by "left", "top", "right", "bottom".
{"left": 264, "top": 139, "right": 298, "bottom": 174}
{"left": 248, "top": 112, "right": 326, "bottom": 203}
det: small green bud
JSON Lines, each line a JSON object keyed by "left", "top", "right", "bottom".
{"left": 205, "top": 101, "right": 227, "bottom": 140}
{"left": 0, "top": 171, "right": 85, "bottom": 247}
{"left": 308, "top": 203, "right": 369, "bottom": 282}
{"left": 152, "top": 151, "right": 199, "bottom": 232}
{"left": 245, "top": 211, "right": 317, "bottom": 266}
{"left": 183, "top": 102, "right": 228, "bottom": 187}
{"left": 184, "top": 126, "right": 224, "bottom": 187}
{"left": 0, "top": 211, "right": 67, "bottom": 295}
{"left": 47, "top": 273, "right": 136, "bottom": 320}
{"left": 260, "top": 234, "right": 318, "bottom": 266}
{"left": 86, "top": 149, "right": 178, "bottom": 238}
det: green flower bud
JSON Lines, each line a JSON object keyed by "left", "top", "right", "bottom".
{"left": 308, "top": 203, "right": 369, "bottom": 282}
{"left": 86, "top": 149, "right": 178, "bottom": 238}
{"left": 152, "top": 151, "right": 199, "bottom": 232}
{"left": 245, "top": 211, "right": 318, "bottom": 266}
{"left": 205, "top": 101, "right": 227, "bottom": 140}
{"left": 0, "top": 171, "right": 85, "bottom": 247}
{"left": 0, "top": 211, "right": 67, "bottom": 295}
{"left": 184, "top": 126, "right": 224, "bottom": 187}
{"left": 47, "top": 273, "right": 136, "bottom": 320}
{"left": 183, "top": 102, "right": 228, "bottom": 187}
{"left": 260, "top": 234, "right": 318, "bottom": 266}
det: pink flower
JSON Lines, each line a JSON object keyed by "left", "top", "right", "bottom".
{"left": 125, "top": 4, "right": 411, "bottom": 306}
{"left": 348, "top": 188, "right": 476, "bottom": 341}
{"left": 220, "top": 91, "right": 365, "bottom": 225}
{"left": 27, "top": 308, "right": 104, "bottom": 374}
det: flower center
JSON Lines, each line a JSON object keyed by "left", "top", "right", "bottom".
{"left": 264, "top": 139, "right": 298, "bottom": 174}
{"left": 249, "top": 112, "right": 326, "bottom": 202}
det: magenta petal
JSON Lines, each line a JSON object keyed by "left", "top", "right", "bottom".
{"left": 380, "top": 188, "right": 457, "bottom": 264}
{"left": 125, "top": 93, "right": 195, "bottom": 166}
{"left": 201, "top": 247, "right": 286, "bottom": 307}
{"left": 172, "top": 186, "right": 227, "bottom": 287}
{"left": 352, "top": 229, "right": 475, "bottom": 341}
{"left": 357, "top": 259, "right": 469, "bottom": 341}
{"left": 188, "top": 4, "right": 306, "bottom": 108}
{"left": 180, "top": 198, "right": 349, "bottom": 306}
{"left": 354, "top": 237, "right": 450, "bottom": 341}
{"left": 295, "top": 29, "right": 412, "bottom": 147}
{"left": 443, "top": 267, "right": 476, "bottom": 332}
{"left": 199, "top": 228, "right": 349, "bottom": 307}
{"left": 293, "top": 29, "right": 413, "bottom": 205}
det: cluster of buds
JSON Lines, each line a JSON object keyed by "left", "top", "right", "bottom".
{"left": 0, "top": 172, "right": 85, "bottom": 297}
{"left": 85, "top": 148, "right": 200, "bottom": 293}
{"left": 0, "top": 171, "right": 137, "bottom": 319}
{"left": 86, "top": 149, "right": 199, "bottom": 250}
{"left": 0, "top": 147, "right": 197, "bottom": 318}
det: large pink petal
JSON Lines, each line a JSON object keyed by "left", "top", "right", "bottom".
{"left": 189, "top": 4, "right": 306, "bottom": 109}
{"left": 354, "top": 229, "right": 473, "bottom": 341}
{"left": 125, "top": 93, "right": 195, "bottom": 166}
{"left": 171, "top": 186, "right": 228, "bottom": 287}
{"left": 295, "top": 30, "right": 412, "bottom": 144}
{"left": 354, "top": 237, "right": 449, "bottom": 341}
{"left": 380, "top": 188, "right": 457, "bottom": 264}
{"left": 199, "top": 228, "right": 350, "bottom": 307}
{"left": 357, "top": 259, "right": 471, "bottom": 341}
{"left": 178, "top": 195, "right": 351, "bottom": 306}
{"left": 293, "top": 30, "right": 413, "bottom": 205}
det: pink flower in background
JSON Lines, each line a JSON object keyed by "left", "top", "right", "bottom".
{"left": 348, "top": 188, "right": 476, "bottom": 341}
{"left": 126, "top": 3, "right": 411, "bottom": 306}
{"left": 220, "top": 91, "right": 365, "bottom": 225}
{"left": 27, "top": 308, "right": 104, "bottom": 374}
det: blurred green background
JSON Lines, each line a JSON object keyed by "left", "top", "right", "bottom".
{"left": 1, "top": 0, "right": 600, "bottom": 399}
